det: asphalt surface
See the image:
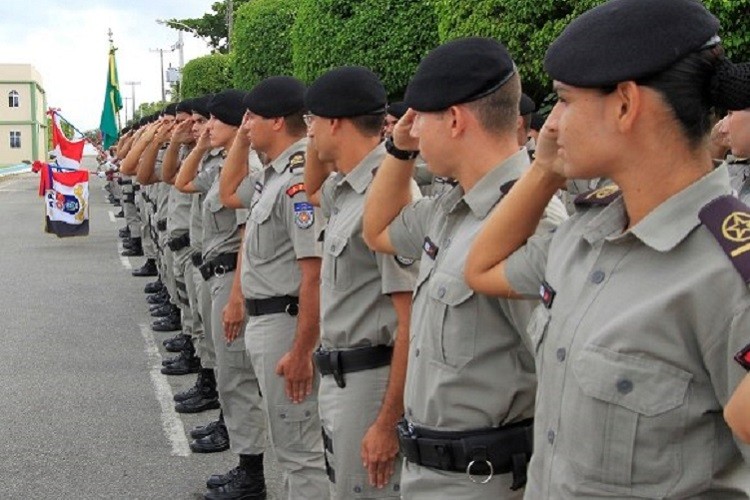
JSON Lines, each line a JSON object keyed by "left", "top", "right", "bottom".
{"left": 0, "top": 174, "right": 282, "bottom": 499}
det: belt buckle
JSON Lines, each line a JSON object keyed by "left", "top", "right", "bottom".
{"left": 285, "top": 301, "right": 299, "bottom": 316}
{"left": 466, "top": 460, "right": 494, "bottom": 484}
{"left": 214, "top": 264, "right": 227, "bottom": 277}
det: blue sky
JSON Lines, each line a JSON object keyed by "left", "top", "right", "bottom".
{"left": 0, "top": 1, "right": 214, "bottom": 131}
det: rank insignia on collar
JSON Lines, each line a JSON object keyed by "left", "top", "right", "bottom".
{"left": 735, "top": 343, "right": 750, "bottom": 371}
{"left": 574, "top": 184, "right": 620, "bottom": 207}
{"left": 286, "top": 182, "right": 305, "bottom": 198}
{"left": 539, "top": 280, "right": 556, "bottom": 309}
{"left": 288, "top": 152, "right": 305, "bottom": 171}
{"left": 423, "top": 237, "right": 439, "bottom": 260}
{"left": 699, "top": 195, "right": 750, "bottom": 283}
{"left": 294, "top": 202, "right": 314, "bottom": 229}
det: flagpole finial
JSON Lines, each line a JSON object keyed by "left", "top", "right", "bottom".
{"left": 108, "top": 28, "right": 113, "bottom": 44}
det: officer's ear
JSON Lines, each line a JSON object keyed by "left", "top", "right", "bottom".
{"left": 448, "top": 105, "right": 469, "bottom": 139}
{"left": 613, "top": 81, "right": 641, "bottom": 134}
{"left": 271, "top": 116, "right": 285, "bottom": 132}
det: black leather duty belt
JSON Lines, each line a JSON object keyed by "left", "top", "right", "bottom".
{"left": 245, "top": 296, "right": 298, "bottom": 317}
{"left": 397, "top": 418, "right": 533, "bottom": 490}
{"left": 199, "top": 252, "right": 238, "bottom": 281}
{"left": 312, "top": 345, "right": 393, "bottom": 389}
{"left": 156, "top": 218, "right": 167, "bottom": 231}
{"left": 191, "top": 252, "right": 203, "bottom": 267}
{"left": 118, "top": 178, "right": 132, "bottom": 185}
{"left": 167, "top": 233, "right": 191, "bottom": 252}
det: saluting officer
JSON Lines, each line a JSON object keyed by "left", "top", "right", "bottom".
{"left": 304, "top": 66, "right": 418, "bottom": 499}
{"left": 219, "top": 76, "right": 329, "bottom": 499}
{"left": 364, "top": 38, "right": 565, "bottom": 499}
{"left": 466, "top": 0, "right": 750, "bottom": 497}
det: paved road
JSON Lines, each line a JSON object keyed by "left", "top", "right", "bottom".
{"left": 0, "top": 174, "right": 282, "bottom": 499}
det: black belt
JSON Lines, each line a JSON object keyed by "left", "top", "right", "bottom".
{"left": 167, "top": 233, "right": 191, "bottom": 252}
{"left": 191, "top": 252, "right": 203, "bottom": 267}
{"left": 118, "top": 178, "right": 132, "bottom": 185}
{"left": 199, "top": 252, "right": 238, "bottom": 281}
{"left": 134, "top": 184, "right": 140, "bottom": 192}
{"left": 245, "top": 296, "right": 298, "bottom": 317}
{"left": 123, "top": 193, "right": 135, "bottom": 204}
{"left": 397, "top": 418, "right": 533, "bottom": 490}
{"left": 313, "top": 345, "right": 393, "bottom": 389}
{"left": 156, "top": 218, "right": 167, "bottom": 232}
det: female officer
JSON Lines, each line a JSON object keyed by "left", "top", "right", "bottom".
{"left": 464, "top": 0, "right": 750, "bottom": 497}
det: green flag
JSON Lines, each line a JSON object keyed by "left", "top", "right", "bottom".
{"left": 99, "top": 45, "right": 122, "bottom": 149}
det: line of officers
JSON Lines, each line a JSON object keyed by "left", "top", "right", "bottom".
{"left": 100, "top": 9, "right": 750, "bottom": 500}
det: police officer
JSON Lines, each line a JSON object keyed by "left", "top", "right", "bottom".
{"left": 219, "top": 76, "right": 329, "bottom": 499}
{"left": 363, "top": 38, "right": 566, "bottom": 499}
{"left": 726, "top": 107, "right": 750, "bottom": 202}
{"left": 465, "top": 0, "right": 750, "bottom": 497}
{"left": 303, "top": 66, "right": 418, "bottom": 499}
{"left": 175, "top": 90, "right": 268, "bottom": 499}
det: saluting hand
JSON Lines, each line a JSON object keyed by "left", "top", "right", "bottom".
{"left": 392, "top": 108, "right": 420, "bottom": 152}
{"left": 532, "top": 104, "right": 567, "bottom": 181}
{"left": 171, "top": 119, "right": 193, "bottom": 144}
{"left": 155, "top": 121, "right": 174, "bottom": 144}
{"left": 275, "top": 350, "right": 314, "bottom": 404}
{"left": 235, "top": 111, "right": 252, "bottom": 148}
{"left": 196, "top": 127, "right": 212, "bottom": 150}
{"left": 361, "top": 422, "right": 399, "bottom": 489}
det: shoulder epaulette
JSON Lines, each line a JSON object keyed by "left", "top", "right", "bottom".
{"left": 287, "top": 151, "right": 305, "bottom": 173}
{"left": 500, "top": 179, "right": 517, "bottom": 196}
{"left": 574, "top": 184, "right": 621, "bottom": 207}
{"left": 699, "top": 194, "right": 750, "bottom": 284}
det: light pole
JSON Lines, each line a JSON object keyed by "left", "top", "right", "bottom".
{"left": 123, "top": 97, "right": 131, "bottom": 124}
{"left": 150, "top": 47, "right": 173, "bottom": 102}
{"left": 124, "top": 81, "right": 140, "bottom": 121}
{"left": 156, "top": 19, "right": 206, "bottom": 98}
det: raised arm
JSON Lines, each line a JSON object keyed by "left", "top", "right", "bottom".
{"left": 120, "top": 124, "right": 156, "bottom": 175}
{"left": 464, "top": 109, "right": 566, "bottom": 297}
{"left": 363, "top": 109, "right": 419, "bottom": 254}
{"left": 303, "top": 141, "right": 332, "bottom": 207}
{"left": 162, "top": 120, "right": 192, "bottom": 185}
{"left": 175, "top": 128, "right": 211, "bottom": 194}
{"left": 219, "top": 121, "right": 251, "bottom": 209}
{"left": 137, "top": 121, "right": 173, "bottom": 185}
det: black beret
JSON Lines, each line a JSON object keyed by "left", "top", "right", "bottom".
{"left": 386, "top": 101, "right": 408, "bottom": 119}
{"left": 305, "top": 66, "right": 387, "bottom": 118}
{"left": 147, "top": 113, "right": 159, "bottom": 123}
{"left": 404, "top": 37, "right": 516, "bottom": 112}
{"left": 520, "top": 93, "right": 536, "bottom": 115}
{"left": 208, "top": 90, "right": 246, "bottom": 127}
{"left": 162, "top": 103, "right": 178, "bottom": 116}
{"left": 530, "top": 113, "right": 545, "bottom": 132}
{"left": 191, "top": 95, "right": 212, "bottom": 119}
{"left": 243, "top": 76, "right": 306, "bottom": 118}
{"left": 545, "top": 0, "right": 720, "bottom": 87}
{"left": 175, "top": 99, "right": 194, "bottom": 114}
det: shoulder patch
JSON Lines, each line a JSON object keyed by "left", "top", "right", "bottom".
{"left": 293, "top": 201, "right": 314, "bottom": 229}
{"left": 286, "top": 182, "right": 306, "bottom": 198}
{"left": 574, "top": 184, "right": 621, "bottom": 207}
{"left": 699, "top": 195, "right": 750, "bottom": 284}
{"left": 287, "top": 151, "right": 305, "bottom": 172}
{"left": 735, "top": 343, "right": 750, "bottom": 371}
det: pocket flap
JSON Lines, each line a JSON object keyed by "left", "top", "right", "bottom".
{"left": 249, "top": 199, "right": 273, "bottom": 224}
{"left": 205, "top": 195, "right": 223, "bottom": 213}
{"left": 276, "top": 401, "right": 316, "bottom": 423}
{"left": 428, "top": 274, "right": 474, "bottom": 306}
{"left": 326, "top": 234, "right": 348, "bottom": 257}
{"left": 573, "top": 346, "right": 692, "bottom": 417}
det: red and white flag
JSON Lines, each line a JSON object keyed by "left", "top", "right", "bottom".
{"left": 48, "top": 110, "right": 84, "bottom": 170}
{"left": 42, "top": 165, "right": 89, "bottom": 237}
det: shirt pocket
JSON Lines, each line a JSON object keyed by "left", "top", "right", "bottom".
{"left": 322, "top": 234, "right": 351, "bottom": 291}
{"left": 205, "top": 196, "right": 235, "bottom": 235}
{"left": 248, "top": 201, "right": 276, "bottom": 260}
{"left": 427, "top": 273, "right": 476, "bottom": 371}
{"left": 526, "top": 304, "right": 551, "bottom": 356}
{"left": 566, "top": 345, "right": 691, "bottom": 497}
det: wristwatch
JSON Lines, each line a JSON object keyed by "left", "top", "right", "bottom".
{"left": 385, "top": 136, "right": 419, "bottom": 161}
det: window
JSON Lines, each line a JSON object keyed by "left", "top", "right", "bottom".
{"left": 10, "top": 131, "right": 21, "bottom": 149}
{"left": 8, "top": 90, "right": 19, "bottom": 108}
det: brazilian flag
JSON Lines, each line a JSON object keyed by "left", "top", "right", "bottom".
{"left": 99, "top": 45, "right": 123, "bottom": 149}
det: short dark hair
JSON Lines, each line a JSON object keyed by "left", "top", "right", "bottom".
{"left": 636, "top": 45, "right": 725, "bottom": 148}
{"left": 349, "top": 113, "right": 386, "bottom": 137}
{"left": 464, "top": 73, "right": 522, "bottom": 135}
{"left": 284, "top": 111, "right": 307, "bottom": 136}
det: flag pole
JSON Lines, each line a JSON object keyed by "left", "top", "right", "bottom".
{"left": 108, "top": 29, "right": 122, "bottom": 131}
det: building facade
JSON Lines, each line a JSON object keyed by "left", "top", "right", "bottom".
{"left": 0, "top": 64, "right": 47, "bottom": 168}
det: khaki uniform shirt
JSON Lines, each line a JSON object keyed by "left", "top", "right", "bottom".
{"left": 167, "top": 145, "right": 193, "bottom": 239}
{"left": 154, "top": 148, "right": 169, "bottom": 223}
{"left": 319, "top": 144, "right": 418, "bottom": 350}
{"left": 506, "top": 165, "right": 750, "bottom": 498}
{"left": 239, "top": 138, "right": 322, "bottom": 299}
{"left": 388, "top": 150, "right": 566, "bottom": 430}
{"left": 192, "top": 148, "right": 234, "bottom": 259}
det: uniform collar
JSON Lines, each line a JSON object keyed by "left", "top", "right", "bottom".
{"left": 584, "top": 165, "right": 732, "bottom": 251}
{"left": 269, "top": 138, "right": 309, "bottom": 174}
{"left": 337, "top": 143, "right": 386, "bottom": 194}
{"left": 207, "top": 147, "right": 224, "bottom": 158}
{"left": 443, "top": 149, "right": 529, "bottom": 218}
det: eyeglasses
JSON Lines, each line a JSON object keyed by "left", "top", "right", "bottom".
{"left": 303, "top": 113, "right": 317, "bottom": 127}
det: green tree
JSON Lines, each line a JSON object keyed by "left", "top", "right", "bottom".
{"left": 291, "top": 0, "right": 440, "bottom": 99}
{"left": 232, "top": 0, "right": 299, "bottom": 91}
{"left": 181, "top": 53, "right": 234, "bottom": 98}
{"left": 166, "top": 0, "right": 251, "bottom": 54}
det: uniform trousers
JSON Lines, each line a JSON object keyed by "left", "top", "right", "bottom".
{"left": 244, "top": 313, "right": 328, "bottom": 499}
{"left": 138, "top": 192, "right": 157, "bottom": 259}
{"left": 208, "top": 270, "right": 266, "bottom": 455}
{"left": 318, "top": 365, "right": 401, "bottom": 499}
{"left": 157, "top": 231, "right": 178, "bottom": 308}
{"left": 172, "top": 245, "right": 195, "bottom": 337}
{"left": 401, "top": 459, "right": 523, "bottom": 500}
{"left": 193, "top": 264, "right": 215, "bottom": 368}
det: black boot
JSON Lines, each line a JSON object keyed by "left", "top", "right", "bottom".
{"left": 190, "top": 412, "right": 223, "bottom": 439}
{"left": 114, "top": 209, "right": 124, "bottom": 218}
{"left": 147, "top": 289, "right": 169, "bottom": 305}
{"left": 118, "top": 227, "right": 130, "bottom": 238}
{"left": 132, "top": 258, "right": 158, "bottom": 277}
{"left": 164, "top": 333, "right": 192, "bottom": 353}
{"left": 144, "top": 279, "right": 163, "bottom": 294}
{"left": 191, "top": 419, "right": 230, "bottom": 454}
{"left": 121, "top": 238, "right": 144, "bottom": 257}
{"left": 204, "top": 454, "right": 266, "bottom": 499}
{"left": 161, "top": 342, "right": 200, "bottom": 375}
{"left": 152, "top": 314, "right": 182, "bottom": 332}
{"left": 175, "top": 369, "right": 219, "bottom": 414}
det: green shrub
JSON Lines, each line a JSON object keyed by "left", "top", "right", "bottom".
{"left": 181, "top": 53, "right": 233, "bottom": 98}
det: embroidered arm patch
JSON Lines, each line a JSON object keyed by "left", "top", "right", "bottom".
{"left": 286, "top": 183, "right": 305, "bottom": 198}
